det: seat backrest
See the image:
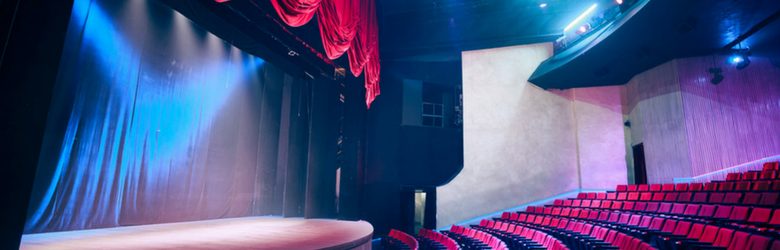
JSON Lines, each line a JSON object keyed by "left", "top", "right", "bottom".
{"left": 623, "top": 201, "right": 635, "bottom": 210}
{"left": 664, "top": 192, "right": 678, "bottom": 202}
{"left": 683, "top": 204, "right": 700, "bottom": 215}
{"left": 606, "top": 192, "right": 617, "bottom": 200}
{"left": 662, "top": 184, "right": 675, "bottom": 191}
{"left": 616, "top": 185, "right": 628, "bottom": 192}
{"left": 640, "top": 192, "right": 652, "bottom": 201}
{"left": 742, "top": 192, "right": 760, "bottom": 205}
{"left": 596, "top": 192, "right": 607, "bottom": 200}
{"left": 723, "top": 192, "right": 742, "bottom": 204}
{"left": 638, "top": 216, "right": 653, "bottom": 228}
{"left": 644, "top": 202, "right": 658, "bottom": 212}
{"left": 672, "top": 221, "right": 691, "bottom": 236}
{"left": 726, "top": 231, "right": 750, "bottom": 250}
{"left": 671, "top": 203, "right": 686, "bottom": 214}
{"left": 718, "top": 182, "right": 734, "bottom": 191}
{"left": 657, "top": 203, "right": 672, "bottom": 213}
{"left": 747, "top": 207, "right": 772, "bottom": 223}
{"left": 728, "top": 206, "right": 750, "bottom": 221}
{"left": 676, "top": 183, "right": 689, "bottom": 191}
{"left": 660, "top": 219, "right": 677, "bottom": 233}
{"left": 734, "top": 181, "right": 751, "bottom": 191}
{"left": 692, "top": 192, "right": 708, "bottom": 203}
{"left": 708, "top": 192, "right": 725, "bottom": 203}
{"left": 699, "top": 225, "right": 719, "bottom": 243}
{"left": 650, "top": 184, "right": 662, "bottom": 192}
{"left": 726, "top": 173, "right": 740, "bottom": 181}
{"left": 704, "top": 182, "right": 717, "bottom": 191}
{"left": 627, "top": 192, "right": 639, "bottom": 201}
{"left": 617, "top": 192, "right": 627, "bottom": 200}
{"left": 651, "top": 192, "right": 664, "bottom": 201}
{"left": 753, "top": 180, "right": 771, "bottom": 191}
{"left": 631, "top": 201, "right": 643, "bottom": 211}
{"left": 713, "top": 228, "right": 734, "bottom": 247}
{"left": 760, "top": 192, "right": 779, "bottom": 205}
{"left": 770, "top": 209, "right": 780, "bottom": 226}
{"left": 627, "top": 184, "right": 638, "bottom": 191}
{"left": 677, "top": 192, "right": 693, "bottom": 202}
{"left": 686, "top": 223, "right": 705, "bottom": 239}
{"left": 698, "top": 204, "right": 716, "bottom": 217}
{"left": 689, "top": 183, "right": 703, "bottom": 191}
{"left": 649, "top": 217, "right": 665, "bottom": 230}
{"left": 713, "top": 205, "right": 733, "bottom": 219}
{"left": 745, "top": 234, "right": 772, "bottom": 250}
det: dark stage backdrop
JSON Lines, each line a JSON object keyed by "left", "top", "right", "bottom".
{"left": 25, "top": 0, "right": 305, "bottom": 233}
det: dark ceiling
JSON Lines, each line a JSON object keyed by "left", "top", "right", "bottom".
{"left": 377, "top": 0, "right": 598, "bottom": 62}
{"left": 165, "top": 0, "right": 780, "bottom": 89}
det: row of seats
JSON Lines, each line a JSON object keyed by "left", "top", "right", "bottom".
{"left": 525, "top": 203, "right": 779, "bottom": 235}
{"left": 497, "top": 211, "right": 653, "bottom": 250}
{"left": 474, "top": 220, "right": 568, "bottom": 250}
{"left": 501, "top": 209, "right": 776, "bottom": 250}
{"left": 385, "top": 229, "right": 420, "bottom": 250}
{"left": 575, "top": 191, "right": 779, "bottom": 206}
{"left": 615, "top": 181, "right": 780, "bottom": 193}
{"left": 445, "top": 225, "right": 508, "bottom": 250}
{"left": 418, "top": 228, "right": 459, "bottom": 250}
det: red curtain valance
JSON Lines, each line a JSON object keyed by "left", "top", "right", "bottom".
{"left": 270, "top": 0, "right": 380, "bottom": 108}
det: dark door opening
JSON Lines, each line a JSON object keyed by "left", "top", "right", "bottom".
{"left": 632, "top": 143, "right": 648, "bottom": 184}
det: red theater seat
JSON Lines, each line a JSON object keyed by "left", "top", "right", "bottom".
{"left": 627, "top": 185, "right": 638, "bottom": 192}
{"left": 704, "top": 182, "right": 718, "bottom": 191}
{"left": 728, "top": 206, "right": 750, "bottom": 222}
{"left": 753, "top": 180, "right": 771, "bottom": 191}
{"left": 763, "top": 161, "right": 779, "bottom": 171}
{"left": 664, "top": 192, "right": 678, "bottom": 202}
{"left": 718, "top": 182, "right": 734, "bottom": 191}
{"left": 692, "top": 192, "right": 709, "bottom": 203}
{"left": 616, "top": 185, "right": 627, "bottom": 192}
{"left": 689, "top": 183, "right": 704, "bottom": 191}
{"left": 745, "top": 235, "right": 771, "bottom": 250}
{"left": 747, "top": 207, "right": 772, "bottom": 224}
{"left": 677, "top": 192, "right": 693, "bottom": 203}
{"left": 676, "top": 183, "right": 689, "bottom": 191}
{"left": 723, "top": 192, "right": 742, "bottom": 204}
{"left": 760, "top": 192, "right": 779, "bottom": 205}
{"left": 726, "top": 231, "right": 750, "bottom": 250}
{"left": 741, "top": 192, "right": 760, "bottom": 205}
{"left": 713, "top": 205, "right": 733, "bottom": 220}
{"left": 726, "top": 173, "right": 740, "bottom": 181}
{"left": 650, "top": 184, "right": 661, "bottom": 192}
{"left": 734, "top": 181, "right": 751, "bottom": 191}
{"left": 662, "top": 184, "right": 675, "bottom": 192}
{"left": 708, "top": 193, "right": 725, "bottom": 203}
{"left": 698, "top": 205, "right": 716, "bottom": 218}
{"left": 651, "top": 192, "right": 665, "bottom": 201}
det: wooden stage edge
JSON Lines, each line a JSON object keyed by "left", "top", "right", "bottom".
{"left": 20, "top": 216, "right": 374, "bottom": 250}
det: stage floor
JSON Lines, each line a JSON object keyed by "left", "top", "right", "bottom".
{"left": 20, "top": 216, "right": 373, "bottom": 250}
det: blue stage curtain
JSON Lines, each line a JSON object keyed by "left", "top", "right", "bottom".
{"left": 25, "top": 0, "right": 287, "bottom": 233}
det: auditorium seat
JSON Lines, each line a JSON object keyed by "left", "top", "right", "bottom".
{"left": 387, "top": 229, "right": 419, "bottom": 250}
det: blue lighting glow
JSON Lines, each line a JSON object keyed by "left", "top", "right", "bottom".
{"left": 729, "top": 54, "right": 745, "bottom": 64}
{"left": 26, "top": 0, "right": 266, "bottom": 232}
{"left": 564, "top": 3, "right": 598, "bottom": 32}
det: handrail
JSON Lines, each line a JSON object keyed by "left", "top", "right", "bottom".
{"left": 673, "top": 155, "right": 780, "bottom": 183}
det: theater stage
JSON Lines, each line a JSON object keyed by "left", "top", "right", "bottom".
{"left": 20, "top": 216, "right": 373, "bottom": 250}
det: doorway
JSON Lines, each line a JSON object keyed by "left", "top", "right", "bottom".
{"left": 632, "top": 143, "right": 648, "bottom": 184}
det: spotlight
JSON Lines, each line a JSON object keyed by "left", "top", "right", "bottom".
{"left": 214, "top": 0, "right": 230, "bottom": 2}
{"left": 539, "top": 3, "right": 548, "bottom": 8}
{"left": 564, "top": 3, "right": 598, "bottom": 32}
{"left": 708, "top": 67, "right": 723, "bottom": 85}
{"left": 728, "top": 49, "right": 751, "bottom": 70}
{"left": 576, "top": 24, "right": 591, "bottom": 34}
{"left": 615, "top": 0, "right": 623, "bottom": 4}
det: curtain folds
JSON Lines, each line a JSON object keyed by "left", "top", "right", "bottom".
{"left": 270, "top": 0, "right": 380, "bottom": 107}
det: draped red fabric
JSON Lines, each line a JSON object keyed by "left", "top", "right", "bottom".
{"left": 270, "top": 0, "right": 380, "bottom": 108}
{"left": 269, "top": 0, "right": 321, "bottom": 27}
